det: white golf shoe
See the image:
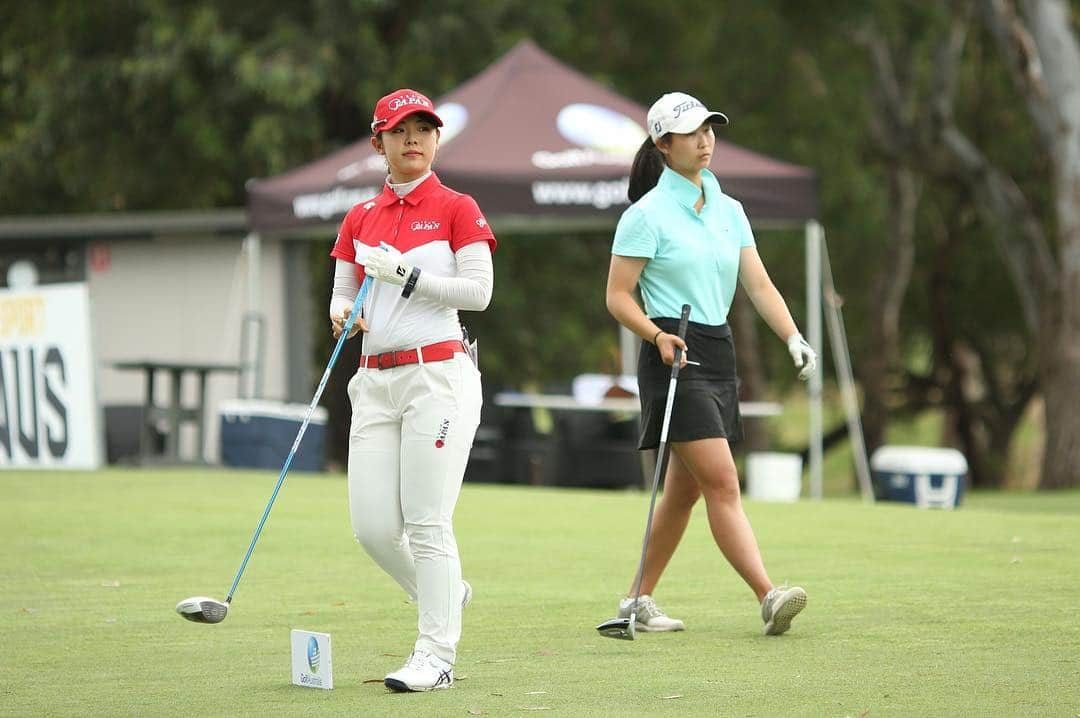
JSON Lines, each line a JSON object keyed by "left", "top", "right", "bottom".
{"left": 761, "top": 585, "right": 807, "bottom": 636}
{"left": 618, "top": 594, "right": 685, "bottom": 632}
{"left": 384, "top": 649, "right": 454, "bottom": 692}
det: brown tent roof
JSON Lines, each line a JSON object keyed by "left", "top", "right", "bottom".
{"left": 246, "top": 39, "right": 817, "bottom": 232}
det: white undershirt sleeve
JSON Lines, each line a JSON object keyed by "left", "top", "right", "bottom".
{"left": 411, "top": 242, "right": 493, "bottom": 310}
{"left": 330, "top": 259, "right": 359, "bottom": 318}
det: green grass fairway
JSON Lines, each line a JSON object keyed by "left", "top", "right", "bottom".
{"left": 2, "top": 469, "right": 1079, "bottom": 717}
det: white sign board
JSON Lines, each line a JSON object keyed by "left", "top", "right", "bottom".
{"left": 0, "top": 283, "right": 101, "bottom": 469}
{"left": 291, "top": 629, "right": 333, "bottom": 690}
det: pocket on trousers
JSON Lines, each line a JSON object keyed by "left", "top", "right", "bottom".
{"left": 409, "top": 357, "right": 481, "bottom": 440}
{"left": 346, "top": 369, "right": 363, "bottom": 406}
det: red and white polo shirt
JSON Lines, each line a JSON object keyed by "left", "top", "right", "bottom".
{"left": 330, "top": 172, "right": 496, "bottom": 354}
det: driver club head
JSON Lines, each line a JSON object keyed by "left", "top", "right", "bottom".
{"left": 176, "top": 596, "right": 229, "bottom": 624}
{"left": 596, "top": 613, "right": 636, "bottom": 641}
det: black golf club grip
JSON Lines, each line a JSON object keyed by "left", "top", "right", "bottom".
{"left": 671, "top": 304, "right": 691, "bottom": 378}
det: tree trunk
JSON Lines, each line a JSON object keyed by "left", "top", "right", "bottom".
{"left": 850, "top": 23, "right": 921, "bottom": 458}
{"left": 1037, "top": 286, "right": 1080, "bottom": 488}
{"left": 861, "top": 166, "right": 918, "bottom": 455}
{"left": 982, "top": 0, "right": 1080, "bottom": 489}
{"left": 926, "top": 224, "right": 1001, "bottom": 488}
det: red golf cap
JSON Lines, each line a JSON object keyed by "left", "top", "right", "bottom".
{"left": 370, "top": 89, "right": 443, "bottom": 134}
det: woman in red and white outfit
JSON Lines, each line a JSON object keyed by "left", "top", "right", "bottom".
{"left": 328, "top": 88, "right": 496, "bottom": 693}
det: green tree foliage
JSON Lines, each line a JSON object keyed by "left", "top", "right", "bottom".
{"left": 0, "top": 1, "right": 568, "bottom": 212}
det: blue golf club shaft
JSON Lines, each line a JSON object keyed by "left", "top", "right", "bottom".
{"left": 225, "top": 276, "right": 373, "bottom": 603}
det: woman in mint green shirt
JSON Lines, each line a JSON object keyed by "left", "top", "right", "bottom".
{"left": 605, "top": 92, "right": 817, "bottom": 636}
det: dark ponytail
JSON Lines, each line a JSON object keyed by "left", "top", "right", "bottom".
{"left": 628, "top": 136, "right": 666, "bottom": 202}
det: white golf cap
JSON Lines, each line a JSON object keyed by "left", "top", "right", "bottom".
{"left": 646, "top": 92, "right": 729, "bottom": 141}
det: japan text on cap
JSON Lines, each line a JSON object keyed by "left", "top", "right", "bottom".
{"left": 371, "top": 89, "right": 444, "bottom": 133}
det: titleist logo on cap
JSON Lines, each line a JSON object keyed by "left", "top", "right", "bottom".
{"left": 671, "top": 98, "right": 706, "bottom": 118}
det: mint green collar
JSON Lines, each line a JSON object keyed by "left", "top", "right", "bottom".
{"left": 658, "top": 166, "right": 718, "bottom": 211}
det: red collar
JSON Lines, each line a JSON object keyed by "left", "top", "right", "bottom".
{"left": 374, "top": 172, "right": 443, "bottom": 208}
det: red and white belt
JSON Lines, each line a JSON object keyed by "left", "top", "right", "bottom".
{"left": 359, "top": 339, "right": 466, "bottom": 370}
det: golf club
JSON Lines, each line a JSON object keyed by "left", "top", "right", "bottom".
{"left": 597, "top": 303, "right": 691, "bottom": 640}
{"left": 176, "top": 276, "right": 373, "bottom": 624}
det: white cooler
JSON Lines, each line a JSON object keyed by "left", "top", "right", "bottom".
{"left": 870, "top": 445, "right": 967, "bottom": 509}
{"left": 218, "top": 400, "right": 327, "bottom": 472}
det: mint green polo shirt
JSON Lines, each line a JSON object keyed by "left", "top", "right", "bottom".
{"left": 611, "top": 167, "right": 755, "bottom": 325}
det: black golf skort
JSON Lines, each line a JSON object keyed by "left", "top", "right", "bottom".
{"left": 636, "top": 318, "right": 743, "bottom": 450}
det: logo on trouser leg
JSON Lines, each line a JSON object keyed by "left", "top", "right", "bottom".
{"left": 435, "top": 419, "right": 450, "bottom": 448}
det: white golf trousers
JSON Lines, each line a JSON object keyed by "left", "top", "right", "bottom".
{"left": 346, "top": 352, "right": 482, "bottom": 664}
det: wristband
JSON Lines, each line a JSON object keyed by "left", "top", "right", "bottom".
{"left": 652, "top": 329, "right": 664, "bottom": 345}
{"left": 401, "top": 266, "right": 421, "bottom": 298}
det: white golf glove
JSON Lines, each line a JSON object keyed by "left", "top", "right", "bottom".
{"left": 786, "top": 332, "right": 817, "bottom": 381}
{"left": 363, "top": 243, "right": 412, "bottom": 286}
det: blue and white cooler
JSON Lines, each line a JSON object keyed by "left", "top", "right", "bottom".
{"left": 869, "top": 445, "right": 968, "bottom": 509}
{"left": 218, "top": 400, "right": 327, "bottom": 472}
